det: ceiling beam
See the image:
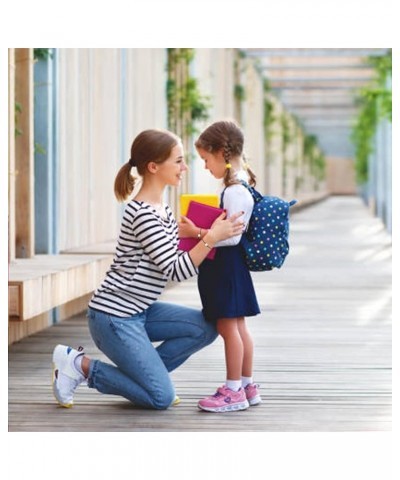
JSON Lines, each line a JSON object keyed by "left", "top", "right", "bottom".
{"left": 243, "top": 48, "right": 389, "bottom": 57}
{"left": 288, "top": 109, "right": 356, "bottom": 118}
{"left": 260, "top": 64, "right": 374, "bottom": 71}
{"left": 281, "top": 101, "right": 355, "bottom": 108}
{"left": 269, "top": 77, "right": 371, "bottom": 83}
{"left": 272, "top": 85, "right": 363, "bottom": 90}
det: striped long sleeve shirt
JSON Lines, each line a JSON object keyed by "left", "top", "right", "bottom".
{"left": 89, "top": 200, "right": 198, "bottom": 317}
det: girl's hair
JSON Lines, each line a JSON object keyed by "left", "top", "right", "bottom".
{"left": 114, "top": 129, "right": 180, "bottom": 202}
{"left": 195, "top": 120, "right": 257, "bottom": 187}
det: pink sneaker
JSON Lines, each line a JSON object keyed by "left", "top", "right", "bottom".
{"left": 198, "top": 385, "right": 249, "bottom": 412}
{"left": 244, "top": 383, "right": 262, "bottom": 406}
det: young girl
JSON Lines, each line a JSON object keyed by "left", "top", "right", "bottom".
{"left": 180, "top": 120, "right": 261, "bottom": 412}
{"left": 52, "top": 128, "right": 245, "bottom": 410}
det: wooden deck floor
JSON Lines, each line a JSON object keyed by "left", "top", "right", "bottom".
{"left": 8, "top": 195, "right": 392, "bottom": 432}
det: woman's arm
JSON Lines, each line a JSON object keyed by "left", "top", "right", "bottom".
{"left": 187, "top": 211, "right": 244, "bottom": 267}
{"left": 131, "top": 206, "right": 244, "bottom": 279}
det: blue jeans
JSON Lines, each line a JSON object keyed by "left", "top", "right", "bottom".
{"left": 87, "top": 302, "right": 217, "bottom": 409}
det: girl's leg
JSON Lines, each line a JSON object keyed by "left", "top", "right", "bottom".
{"left": 237, "top": 317, "right": 254, "bottom": 378}
{"left": 144, "top": 302, "right": 218, "bottom": 371}
{"left": 237, "top": 318, "right": 262, "bottom": 405}
{"left": 87, "top": 308, "right": 175, "bottom": 409}
{"left": 197, "top": 318, "right": 249, "bottom": 412}
{"left": 216, "top": 318, "right": 243, "bottom": 383}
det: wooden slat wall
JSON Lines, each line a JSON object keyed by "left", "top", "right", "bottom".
{"left": 242, "top": 57, "right": 267, "bottom": 194}
{"left": 57, "top": 49, "right": 168, "bottom": 251}
{"left": 9, "top": 49, "right": 16, "bottom": 262}
{"left": 125, "top": 49, "right": 168, "bottom": 131}
{"left": 190, "top": 48, "right": 236, "bottom": 195}
{"left": 265, "top": 95, "right": 284, "bottom": 196}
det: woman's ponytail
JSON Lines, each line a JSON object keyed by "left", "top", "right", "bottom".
{"left": 114, "top": 162, "right": 136, "bottom": 202}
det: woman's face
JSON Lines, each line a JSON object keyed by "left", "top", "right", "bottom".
{"left": 196, "top": 148, "right": 225, "bottom": 179}
{"left": 157, "top": 142, "right": 187, "bottom": 186}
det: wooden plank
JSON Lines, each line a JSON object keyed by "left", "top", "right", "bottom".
{"left": 8, "top": 254, "right": 113, "bottom": 321}
{"left": 8, "top": 285, "right": 20, "bottom": 316}
{"left": 9, "top": 48, "right": 16, "bottom": 262}
{"left": 8, "top": 197, "right": 391, "bottom": 432}
{"left": 14, "top": 48, "right": 35, "bottom": 258}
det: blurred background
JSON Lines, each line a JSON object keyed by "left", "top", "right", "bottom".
{"left": 8, "top": 48, "right": 392, "bottom": 343}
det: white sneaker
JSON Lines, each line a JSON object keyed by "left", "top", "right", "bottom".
{"left": 52, "top": 344, "right": 86, "bottom": 408}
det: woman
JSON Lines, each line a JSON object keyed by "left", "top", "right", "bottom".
{"left": 52, "top": 128, "right": 244, "bottom": 410}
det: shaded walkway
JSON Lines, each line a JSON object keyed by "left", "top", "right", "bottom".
{"left": 8, "top": 196, "right": 391, "bottom": 431}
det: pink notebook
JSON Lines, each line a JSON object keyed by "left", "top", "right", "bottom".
{"left": 178, "top": 201, "right": 224, "bottom": 260}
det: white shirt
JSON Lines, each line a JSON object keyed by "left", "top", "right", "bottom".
{"left": 215, "top": 180, "right": 254, "bottom": 248}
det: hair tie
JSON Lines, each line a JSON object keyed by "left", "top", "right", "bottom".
{"left": 225, "top": 163, "right": 232, "bottom": 169}
{"left": 128, "top": 158, "right": 136, "bottom": 168}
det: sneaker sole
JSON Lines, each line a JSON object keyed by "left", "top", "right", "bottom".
{"left": 198, "top": 400, "right": 249, "bottom": 413}
{"left": 248, "top": 395, "right": 262, "bottom": 406}
{"left": 52, "top": 346, "right": 73, "bottom": 408}
{"left": 52, "top": 364, "right": 73, "bottom": 408}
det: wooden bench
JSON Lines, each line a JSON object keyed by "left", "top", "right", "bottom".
{"left": 8, "top": 253, "right": 113, "bottom": 344}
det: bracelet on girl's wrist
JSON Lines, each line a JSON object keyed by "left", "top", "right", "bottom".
{"left": 197, "top": 228, "right": 202, "bottom": 239}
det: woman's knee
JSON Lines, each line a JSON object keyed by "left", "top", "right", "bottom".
{"left": 150, "top": 386, "right": 175, "bottom": 410}
{"left": 203, "top": 321, "right": 218, "bottom": 345}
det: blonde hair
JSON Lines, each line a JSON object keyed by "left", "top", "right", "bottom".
{"left": 114, "top": 129, "right": 180, "bottom": 202}
{"left": 195, "top": 120, "right": 256, "bottom": 187}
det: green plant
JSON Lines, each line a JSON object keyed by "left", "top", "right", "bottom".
{"left": 35, "top": 142, "right": 46, "bottom": 156}
{"left": 34, "top": 48, "right": 53, "bottom": 61}
{"left": 351, "top": 50, "right": 392, "bottom": 184}
{"left": 15, "top": 102, "right": 23, "bottom": 137}
{"left": 302, "top": 133, "right": 326, "bottom": 180}
{"left": 303, "top": 134, "right": 318, "bottom": 163}
{"left": 281, "top": 114, "right": 291, "bottom": 152}
{"left": 263, "top": 80, "right": 278, "bottom": 141}
{"left": 167, "top": 48, "right": 210, "bottom": 138}
{"left": 234, "top": 84, "right": 246, "bottom": 102}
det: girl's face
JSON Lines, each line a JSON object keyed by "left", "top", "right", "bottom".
{"left": 196, "top": 148, "right": 225, "bottom": 179}
{"left": 156, "top": 142, "right": 187, "bottom": 186}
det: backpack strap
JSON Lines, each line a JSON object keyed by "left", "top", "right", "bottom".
{"left": 220, "top": 187, "right": 227, "bottom": 208}
{"left": 220, "top": 181, "right": 259, "bottom": 207}
{"left": 241, "top": 180, "right": 298, "bottom": 207}
{"left": 239, "top": 180, "right": 263, "bottom": 203}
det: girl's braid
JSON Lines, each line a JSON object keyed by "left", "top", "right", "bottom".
{"left": 223, "top": 140, "right": 232, "bottom": 164}
{"left": 223, "top": 138, "right": 237, "bottom": 186}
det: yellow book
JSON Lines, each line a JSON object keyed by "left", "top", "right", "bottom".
{"left": 180, "top": 194, "right": 219, "bottom": 216}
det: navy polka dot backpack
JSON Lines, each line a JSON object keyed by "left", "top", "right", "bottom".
{"left": 238, "top": 181, "right": 297, "bottom": 272}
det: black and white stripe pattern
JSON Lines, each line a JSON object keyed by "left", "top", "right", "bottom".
{"left": 89, "top": 201, "right": 197, "bottom": 317}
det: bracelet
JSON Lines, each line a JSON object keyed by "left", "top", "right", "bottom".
{"left": 201, "top": 238, "right": 213, "bottom": 250}
{"left": 197, "top": 228, "right": 202, "bottom": 239}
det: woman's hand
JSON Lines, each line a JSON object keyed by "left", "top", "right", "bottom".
{"left": 178, "top": 216, "right": 197, "bottom": 239}
{"left": 187, "top": 210, "right": 245, "bottom": 268}
{"left": 206, "top": 211, "right": 245, "bottom": 244}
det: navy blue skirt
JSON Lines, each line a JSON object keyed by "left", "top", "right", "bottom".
{"left": 198, "top": 243, "right": 261, "bottom": 323}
